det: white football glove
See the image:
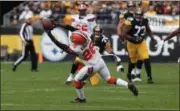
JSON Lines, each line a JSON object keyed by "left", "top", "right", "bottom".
{"left": 155, "top": 40, "right": 164, "bottom": 49}
{"left": 117, "top": 65, "right": 124, "bottom": 73}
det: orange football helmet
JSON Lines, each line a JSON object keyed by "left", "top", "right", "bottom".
{"left": 71, "top": 31, "right": 88, "bottom": 45}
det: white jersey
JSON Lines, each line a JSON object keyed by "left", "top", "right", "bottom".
{"left": 71, "top": 14, "right": 96, "bottom": 37}
{"left": 70, "top": 38, "right": 101, "bottom": 65}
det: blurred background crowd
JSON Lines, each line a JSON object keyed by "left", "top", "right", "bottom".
{"left": 1, "top": 1, "right": 180, "bottom": 62}
{"left": 7, "top": 1, "right": 180, "bottom": 25}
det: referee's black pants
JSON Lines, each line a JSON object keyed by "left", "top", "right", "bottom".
{"left": 13, "top": 40, "right": 38, "bottom": 70}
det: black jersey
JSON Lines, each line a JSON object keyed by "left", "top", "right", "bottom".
{"left": 91, "top": 34, "right": 109, "bottom": 54}
{"left": 128, "top": 18, "right": 149, "bottom": 42}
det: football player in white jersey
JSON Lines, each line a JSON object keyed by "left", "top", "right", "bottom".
{"left": 42, "top": 20, "right": 138, "bottom": 103}
{"left": 71, "top": 3, "right": 96, "bottom": 36}
{"left": 65, "top": 3, "right": 98, "bottom": 85}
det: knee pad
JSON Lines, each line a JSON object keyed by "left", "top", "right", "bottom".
{"left": 74, "top": 80, "right": 85, "bottom": 89}
{"left": 74, "top": 66, "right": 89, "bottom": 81}
{"left": 107, "top": 77, "right": 117, "bottom": 84}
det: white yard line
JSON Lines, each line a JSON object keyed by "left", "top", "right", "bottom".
{"left": 0, "top": 103, "right": 129, "bottom": 109}
{"left": 1, "top": 103, "right": 178, "bottom": 110}
{"left": 2, "top": 84, "right": 175, "bottom": 95}
{"left": 1, "top": 61, "right": 30, "bottom": 64}
{"left": 1, "top": 84, "right": 173, "bottom": 95}
{"left": 1, "top": 87, "right": 146, "bottom": 94}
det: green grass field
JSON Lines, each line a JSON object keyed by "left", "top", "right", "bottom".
{"left": 1, "top": 62, "right": 179, "bottom": 110}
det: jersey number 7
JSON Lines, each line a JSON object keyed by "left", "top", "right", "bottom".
{"left": 134, "top": 25, "right": 146, "bottom": 37}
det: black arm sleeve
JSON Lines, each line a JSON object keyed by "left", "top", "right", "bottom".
{"left": 46, "top": 30, "right": 78, "bottom": 56}
{"left": 54, "top": 23, "right": 78, "bottom": 32}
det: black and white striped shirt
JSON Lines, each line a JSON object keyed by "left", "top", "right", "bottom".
{"left": 20, "top": 22, "right": 33, "bottom": 41}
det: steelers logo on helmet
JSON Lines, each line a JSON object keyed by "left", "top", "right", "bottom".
{"left": 135, "top": 8, "right": 144, "bottom": 21}
{"left": 78, "top": 4, "right": 87, "bottom": 17}
{"left": 71, "top": 30, "right": 88, "bottom": 45}
{"left": 93, "top": 24, "right": 103, "bottom": 38}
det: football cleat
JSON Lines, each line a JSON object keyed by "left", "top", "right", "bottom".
{"left": 132, "top": 74, "right": 142, "bottom": 82}
{"left": 31, "top": 69, "right": 38, "bottom": 72}
{"left": 128, "top": 83, "right": 138, "bottom": 96}
{"left": 65, "top": 74, "right": 74, "bottom": 85}
{"left": 132, "top": 77, "right": 142, "bottom": 82}
{"left": 71, "top": 97, "right": 86, "bottom": 103}
{"left": 12, "top": 65, "right": 17, "bottom": 72}
{"left": 116, "top": 65, "right": 124, "bottom": 73}
{"left": 147, "top": 78, "right": 154, "bottom": 84}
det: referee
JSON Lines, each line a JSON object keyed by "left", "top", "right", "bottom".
{"left": 12, "top": 14, "right": 38, "bottom": 72}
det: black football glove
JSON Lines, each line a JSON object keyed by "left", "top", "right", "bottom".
{"left": 129, "top": 37, "right": 143, "bottom": 44}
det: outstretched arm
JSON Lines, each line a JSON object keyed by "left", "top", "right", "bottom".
{"left": 45, "top": 30, "right": 78, "bottom": 56}
{"left": 103, "top": 40, "right": 123, "bottom": 71}
{"left": 155, "top": 28, "right": 180, "bottom": 48}
{"left": 164, "top": 28, "right": 180, "bottom": 41}
{"left": 54, "top": 23, "right": 78, "bottom": 32}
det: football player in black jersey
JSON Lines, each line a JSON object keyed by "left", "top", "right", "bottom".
{"left": 121, "top": 8, "right": 156, "bottom": 83}
{"left": 117, "top": 2, "right": 146, "bottom": 83}
{"left": 92, "top": 24, "right": 124, "bottom": 72}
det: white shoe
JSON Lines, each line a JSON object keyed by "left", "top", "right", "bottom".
{"left": 65, "top": 74, "right": 74, "bottom": 85}
{"left": 132, "top": 78, "right": 142, "bottom": 82}
{"left": 116, "top": 65, "right": 124, "bottom": 72}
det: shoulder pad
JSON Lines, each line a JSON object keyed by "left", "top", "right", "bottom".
{"left": 71, "top": 14, "right": 78, "bottom": 19}
{"left": 71, "top": 14, "right": 79, "bottom": 22}
{"left": 125, "top": 20, "right": 132, "bottom": 26}
{"left": 87, "top": 14, "right": 96, "bottom": 21}
{"left": 126, "top": 17, "right": 134, "bottom": 21}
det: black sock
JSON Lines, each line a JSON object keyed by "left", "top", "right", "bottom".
{"left": 116, "top": 61, "right": 121, "bottom": 66}
{"left": 70, "top": 63, "right": 78, "bottom": 75}
{"left": 128, "top": 62, "right": 136, "bottom": 74}
{"left": 144, "top": 59, "right": 152, "bottom": 80}
{"left": 127, "top": 62, "right": 136, "bottom": 81}
{"left": 136, "top": 60, "right": 143, "bottom": 69}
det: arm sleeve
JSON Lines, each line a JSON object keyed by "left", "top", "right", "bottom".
{"left": 19, "top": 23, "right": 26, "bottom": 42}
{"left": 53, "top": 21, "right": 78, "bottom": 31}
{"left": 46, "top": 30, "right": 78, "bottom": 56}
